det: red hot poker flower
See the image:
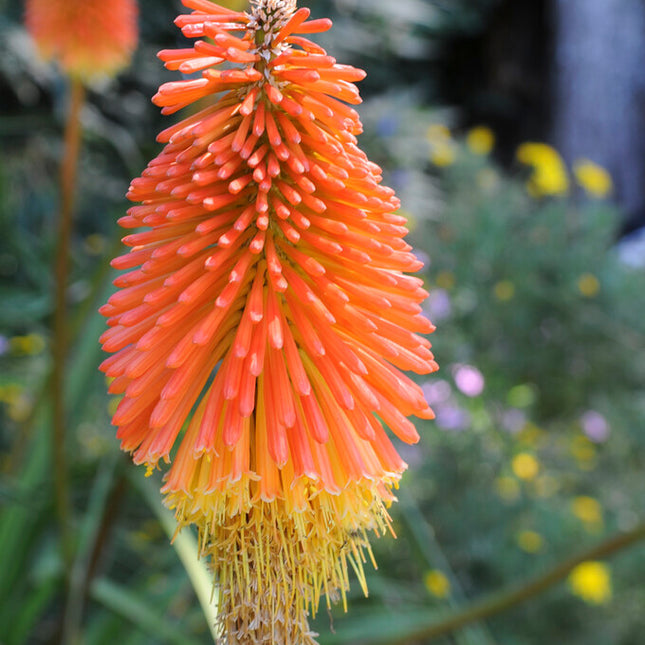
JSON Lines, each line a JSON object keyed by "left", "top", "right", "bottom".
{"left": 25, "top": 0, "right": 138, "bottom": 80}
{"left": 100, "top": 0, "right": 437, "bottom": 642}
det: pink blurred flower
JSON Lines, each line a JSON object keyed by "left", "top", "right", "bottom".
{"left": 453, "top": 364, "right": 485, "bottom": 397}
{"left": 581, "top": 411, "right": 610, "bottom": 443}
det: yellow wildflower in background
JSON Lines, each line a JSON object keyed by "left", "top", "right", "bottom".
{"left": 0, "top": 384, "right": 32, "bottom": 422}
{"left": 0, "top": 384, "right": 22, "bottom": 404}
{"left": 516, "top": 530, "right": 544, "bottom": 553}
{"left": 107, "top": 396, "right": 120, "bottom": 418}
{"left": 398, "top": 209, "right": 417, "bottom": 232}
{"left": 494, "top": 280, "right": 515, "bottom": 302}
{"left": 9, "top": 334, "right": 46, "bottom": 356}
{"left": 573, "top": 159, "right": 613, "bottom": 198}
{"left": 570, "top": 435, "right": 597, "bottom": 470}
{"left": 578, "top": 273, "right": 601, "bottom": 298}
{"left": 516, "top": 143, "right": 569, "bottom": 197}
{"left": 431, "top": 142, "right": 457, "bottom": 167}
{"left": 568, "top": 561, "right": 612, "bottom": 605}
{"left": 517, "top": 422, "right": 543, "bottom": 448}
{"left": 571, "top": 496, "right": 603, "bottom": 527}
{"left": 427, "top": 123, "right": 452, "bottom": 142}
{"left": 427, "top": 124, "right": 456, "bottom": 167}
{"left": 495, "top": 476, "right": 520, "bottom": 501}
{"left": 424, "top": 570, "right": 451, "bottom": 598}
{"left": 467, "top": 126, "right": 495, "bottom": 155}
{"left": 84, "top": 233, "right": 108, "bottom": 256}
{"left": 512, "top": 452, "right": 540, "bottom": 480}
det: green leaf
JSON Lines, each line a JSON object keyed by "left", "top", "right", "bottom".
{"left": 5, "top": 577, "right": 59, "bottom": 645}
{"left": 90, "top": 578, "right": 202, "bottom": 645}
{"left": 0, "top": 407, "right": 52, "bottom": 611}
{"left": 0, "top": 288, "right": 51, "bottom": 326}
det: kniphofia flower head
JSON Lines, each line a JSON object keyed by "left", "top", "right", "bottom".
{"left": 100, "top": 0, "right": 437, "bottom": 642}
{"left": 25, "top": 0, "right": 138, "bottom": 81}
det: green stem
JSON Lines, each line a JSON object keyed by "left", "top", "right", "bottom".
{"left": 52, "top": 76, "right": 86, "bottom": 569}
{"left": 388, "top": 523, "right": 645, "bottom": 644}
{"left": 3, "top": 230, "right": 123, "bottom": 479}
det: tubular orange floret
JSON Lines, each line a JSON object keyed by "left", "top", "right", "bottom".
{"left": 100, "top": 1, "right": 437, "bottom": 643}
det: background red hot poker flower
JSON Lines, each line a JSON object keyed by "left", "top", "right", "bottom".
{"left": 25, "top": 0, "right": 138, "bottom": 80}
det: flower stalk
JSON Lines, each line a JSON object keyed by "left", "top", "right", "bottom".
{"left": 53, "top": 76, "right": 86, "bottom": 568}
{"left": 25, "top": 0, "right": 139, "bottom": 573}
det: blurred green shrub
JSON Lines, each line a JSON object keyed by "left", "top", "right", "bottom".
{"left": 328, "top": 122, "right": 645, "bottom": 645}
{"left": 419, "top": 128, "right": 645, "bottom": 424}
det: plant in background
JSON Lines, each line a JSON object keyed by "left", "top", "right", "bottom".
{"left": 25, "top": 0, "right": 138, "bottom": 82}
{"left": 419, "top": 125, "right": 645, "bottom": 422}
{"left": 24, "top": 0, "right": 138, "bottom": 573}
{"left": 100, "top": 0, "right": 436, "bottom": 642}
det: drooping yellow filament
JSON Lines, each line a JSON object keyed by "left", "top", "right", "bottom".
{"left": 164, "top": 477, "right": 396, "bottom": 644}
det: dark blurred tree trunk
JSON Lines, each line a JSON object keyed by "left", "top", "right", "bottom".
{"left": 553, "top": 0, "right": 645, "bottom": 230}
{"left": 438, "top": 0, "right": 552, "bottom": 162}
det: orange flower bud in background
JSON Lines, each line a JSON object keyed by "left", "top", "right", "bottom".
{"left": 100, "top": 0, "right": 437, "bottom": 642}
{"left": 25, "top": 0, "right": 138, "bottom": 80}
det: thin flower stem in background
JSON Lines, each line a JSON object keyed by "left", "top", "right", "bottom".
{"left": 52, "top": 76, "right": 85, "bottom": 569}
{"left": 3, "top": 231, "right": 124, "bottom": 478}
{"left": 388, "top": 522, "right": 645, "bottom": 644}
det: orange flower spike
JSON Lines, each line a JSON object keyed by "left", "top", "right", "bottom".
{"left": 100, "top": 0, "right": 438, "bottom": 642}
{"left": 25, "top": 0, "right": 138, "bottom": 81}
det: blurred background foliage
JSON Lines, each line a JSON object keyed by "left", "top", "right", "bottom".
{"left": 1, "top": 1, "right": 644, "bottom": 644}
